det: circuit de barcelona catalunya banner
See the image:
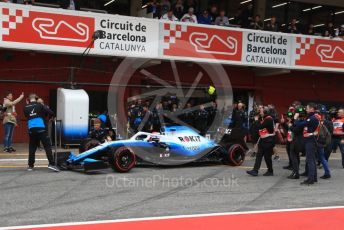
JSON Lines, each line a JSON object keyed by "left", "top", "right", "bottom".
{"left": 161, "top": 22, "right": 243, "bottom": 63}
{"left": 0, "top": 3, "right": 159, "bottom": 58}
{"left": 242, "top": 31, "right": 292, "bottom": 67}
{"left": 0, "top": 3, "right": 343, "bottom": 72}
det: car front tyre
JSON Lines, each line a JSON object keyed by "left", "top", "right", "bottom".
{"left": 108, "top": 147, "right": 136, "bottom": 173}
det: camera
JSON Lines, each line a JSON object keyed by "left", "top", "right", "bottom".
{"left": 0, "top": 104, "right": 7, "bottom": 113}
{"left": 295, "top": 105, "right": 306, "bottom": 118}
{"left": 286, "top": 111, "right": 294, "bottom": 119}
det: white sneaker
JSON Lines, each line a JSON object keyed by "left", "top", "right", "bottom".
{"left": 48, "top": 164, "right": 60, "bottom": 172}
{"left": 27, "top": 167, "right": 34, "bottom": 172}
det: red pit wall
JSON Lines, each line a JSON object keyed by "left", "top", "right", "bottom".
{"left": 0, "top": 50, "right": 343, "bottom": 143}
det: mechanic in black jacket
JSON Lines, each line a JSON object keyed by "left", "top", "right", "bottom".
{"left": 195, "top": 105, "right": 208, "bottom": 136}
{"left": 24, "top": 94, "right": 59, "bottom": 172}
{"left": 229, "top": 103, "right": 249, "bottom": 151}
{"left": 247, "top": 106, "right": 275, "bottom": 176}
{"left": 281, "top": 108, "right": 294, "bottom": 171}
{"left": 89, "top": 118, "right": 112, "bottom": 143}
{"left": 230, "top": 103, "right": 247, "bottom": 129}
{"left": 286, "top": 116, "right": 305, "bottom": 179}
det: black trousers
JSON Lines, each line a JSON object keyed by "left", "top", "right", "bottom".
{"left": 290, "top": 142, "right": 301, "bottom": 175}
{"left": 304, "top": 139, "right": 317, "bottom": 182}
{"left": 254, "top": 138, "right": 275, "bottom": 172}
{"left": 286, "top": 141, "right": 292, "bottom": 166}
{"left": 229, "top": 128, "right": 249, "bottom": 150}
{"left": 28, "top": 128, "right": 54, "bottom": 167}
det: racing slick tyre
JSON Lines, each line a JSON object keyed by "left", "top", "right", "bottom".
{"left": 227, "top": 144, "right": 245, "bottom": 166}
{"left": 79, "top": 138, "right": 101, "bottom": 153}
{"left": 108, "top": 147, "right": 136, "bottom": 173}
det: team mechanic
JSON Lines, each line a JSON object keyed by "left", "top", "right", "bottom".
{"left": 285, "top": 111, "right": 305, "bottom": 179}
{"left": 24, "top": 94, "right": 59, "bottom": 172}
{"left": 294, "top": 103, "right": 319, "bottom": 185}
{"left": 247, "top": 106, "right": 276, "bottom": 176}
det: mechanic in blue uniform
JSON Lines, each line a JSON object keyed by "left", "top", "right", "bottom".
{"left": 97, "top": 111, "right": 108, "bottom": 129}
{"left": 294, "top": 103, "right": 319, "bottom": 185}
{"left": 97, "top": 110, "right": 116, "bottom": 140}
{"left": 132, "top": 100, "right": 144, "bottom": 133}
{"left": 24, "top": 94, "right": 59, "bottom": 172}
{"left": 247, "top": 106, "right": 275, "bottom": 176}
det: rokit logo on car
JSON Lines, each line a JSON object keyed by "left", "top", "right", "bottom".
{"left": 178, "top": 136, "right": 201, "bottom": 142}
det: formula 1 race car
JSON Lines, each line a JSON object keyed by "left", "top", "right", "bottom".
{"left": 56, "top": 125, "right": 246, "bottom": 173}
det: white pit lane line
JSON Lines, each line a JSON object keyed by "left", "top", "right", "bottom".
{"left": 0, "top": 159, "right": 47, "bottom": 162}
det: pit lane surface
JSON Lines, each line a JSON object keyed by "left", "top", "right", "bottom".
{"left": 0, "top": 145, "right": 344, "bottom": 228}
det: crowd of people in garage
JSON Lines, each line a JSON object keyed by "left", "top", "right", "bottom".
{"left": 127, "top": 98, "right": 220, "bottom": 136}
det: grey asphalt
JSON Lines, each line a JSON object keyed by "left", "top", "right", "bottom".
{"left": 0, "top": 152, "right": 344, "bottom": 228}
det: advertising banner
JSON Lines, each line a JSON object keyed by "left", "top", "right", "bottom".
{"left": 0, "top": 3, "right": 344, "bottom": 72}
{"left": 0, "top": 7, "right": 94, "bottom": 48}
{"left": 93, "top": 15, "right": 159, "bottom": 57}
{"left": 0, "top": 3, "right": 159, "bottom": 58}
{"left": 242, "top": 31, "right": 292, "bottom": 67}
{"left": 161, "top": 22, "right": 243, "bottom": 63}
{"left": 293, "top": 36, "right": 344, "bottom": 70}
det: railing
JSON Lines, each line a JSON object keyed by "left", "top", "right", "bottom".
{"left": 32, "top": 2, "right": 60, "bottom": 8}
{"left": 48, "top": 119, "right": 62, "bottom": 148}
{"left": 80, "top": 7, "right": 107, "bottom": 14}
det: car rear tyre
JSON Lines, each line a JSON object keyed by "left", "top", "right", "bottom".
{"left": 79, "top": 138, "right": 101, "bottom": 153}
{"left": 109, "top": 147, "right": 136, "bottom": 173}
{"left": 227, "top": 144, "right": 245, "bottom": 166}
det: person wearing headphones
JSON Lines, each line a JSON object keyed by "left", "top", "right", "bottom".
{"left": 247, "top": 106, "right": 276, "bottom": 176}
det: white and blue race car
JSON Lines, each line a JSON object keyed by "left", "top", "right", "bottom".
{"left": 56, "top": 125, "right": 246, "bottom": 173}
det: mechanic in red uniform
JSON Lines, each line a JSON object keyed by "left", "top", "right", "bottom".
{"left": 332, "top": 109, "right": 344, "bottom": 168}
{"left": 247, "top": 106, "right": 275, "bottom": 176}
